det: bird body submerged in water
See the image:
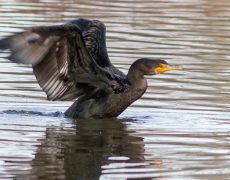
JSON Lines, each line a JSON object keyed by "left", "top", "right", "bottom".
{"left": 0, "top": 19, "right": 181, "bottom": 118}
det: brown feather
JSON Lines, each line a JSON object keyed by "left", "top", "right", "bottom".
{"left": 0, "top": 22, "right": 127, "bottom": 101}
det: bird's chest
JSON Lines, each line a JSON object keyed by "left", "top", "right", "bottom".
{"left": 104, "top": 87, "right": 146, "bottom": 116}
{"left": 123, "top": 88, "right": 145, "bottom": 103}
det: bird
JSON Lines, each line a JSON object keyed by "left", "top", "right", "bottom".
{"left": 0, "top": 18, "right": 182, "bottom": 118}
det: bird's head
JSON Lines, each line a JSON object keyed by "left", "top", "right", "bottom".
{"left": 128, "top": 58, "right": 182, "bottom": 80}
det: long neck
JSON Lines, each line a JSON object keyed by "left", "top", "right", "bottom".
{"left": 127, "top": 64, "right": 147, "bottom": 90}
{"left": 127, "top": 62, "right": 145, "bottom": 80}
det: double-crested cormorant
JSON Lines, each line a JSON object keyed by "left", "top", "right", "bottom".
{"left": 0, "top": 19, "right": 181, "bottom": 118}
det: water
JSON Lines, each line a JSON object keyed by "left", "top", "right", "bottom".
{"left": 0, "top": 0, "right": 230, "bottom": 179}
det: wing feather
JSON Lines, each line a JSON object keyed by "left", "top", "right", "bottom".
{"left": 0, "top": 22, "right": 126, "bottom": 101}
{"left": 69, "top": 19, "right": 126, "bottom": 77}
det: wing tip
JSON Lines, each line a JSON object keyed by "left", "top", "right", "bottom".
{"left": 0, "top": 38, "right": 10, "bottom": 50}
{"left": 8, "top": 54, "right": 24, "bottom": 64}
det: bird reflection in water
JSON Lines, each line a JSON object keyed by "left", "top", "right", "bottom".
{"left": 21, "top": 118, "right": 145, "bottom": 179}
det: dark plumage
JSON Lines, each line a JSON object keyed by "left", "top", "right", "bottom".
{"left": 0, "top": 19, "right": 181, "bottom": 118}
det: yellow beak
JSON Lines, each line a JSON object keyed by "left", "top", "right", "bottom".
{"left": 155, "top": 64, "right": 183, "bottom": 74}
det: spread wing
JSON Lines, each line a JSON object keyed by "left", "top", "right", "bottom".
{"left": 0, "top": 24, "right": 125, "bottom": 101}
{"left": 68, "top": 19, "right": 125, "bottom": 76}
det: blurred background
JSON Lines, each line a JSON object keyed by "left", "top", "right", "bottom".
{"left": 0, "top": 0, "right": 230, "bottom": 179}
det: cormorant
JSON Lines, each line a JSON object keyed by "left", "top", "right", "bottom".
{"left": 0, "top": 19, "right": 182, "bottom": 118}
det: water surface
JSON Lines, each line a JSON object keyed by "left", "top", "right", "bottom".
{"left": 0, "top": 0, "right": 230, "bottom": 179}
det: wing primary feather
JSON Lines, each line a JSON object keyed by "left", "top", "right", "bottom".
{"left": 0, "top": 20, "right": 128, "bottom": 101}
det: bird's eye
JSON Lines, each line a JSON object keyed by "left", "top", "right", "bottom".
{"left": 159, "top": 63, "right": 168, "bottom": 68}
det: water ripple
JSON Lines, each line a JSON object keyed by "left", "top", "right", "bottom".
{"left": 0, "top": 0, "right": 230, "bottom": 179}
